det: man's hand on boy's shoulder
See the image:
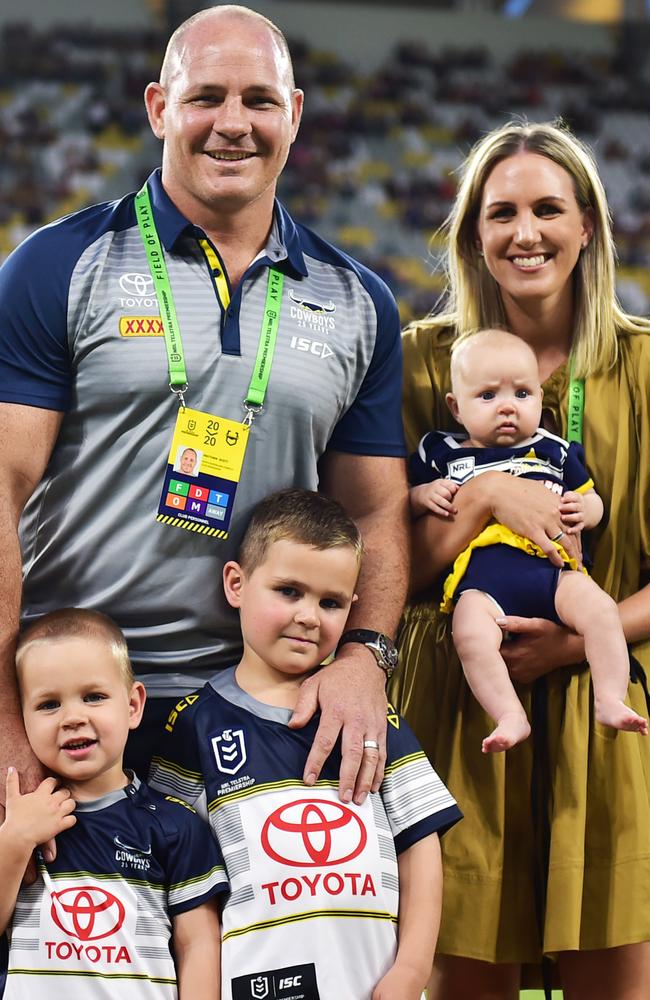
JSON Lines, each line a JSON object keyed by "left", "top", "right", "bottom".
{"left": 289, "top": 644, "right": 387, "bottom": 806}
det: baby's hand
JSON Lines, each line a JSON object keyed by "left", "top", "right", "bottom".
{"left": 372, "top": 963, "right": 425, "bottom": 1000}
{"left": 3, "top": 769, "right": 76, "bottom": 852}
{"left": 410, "top": 479, "right": 459, "bottom": 518}
{"left": 559, "top": 490, "right": 585, "bottom": 533}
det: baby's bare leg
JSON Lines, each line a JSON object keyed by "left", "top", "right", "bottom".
{"left": 452, "top": 591, "right": 531, "bottom": 753}
{"left": 554, "top": 572, "right": 648, "bottom": 734}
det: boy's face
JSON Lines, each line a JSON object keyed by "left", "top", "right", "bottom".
{"left": 19, "top": 637, "right": 145, "bottom": 801}
{"left": 224, "top": 538, "right": 359, "bottom": 681}
{"left": 447, "top": 340, "right": 543, "bottom": 448}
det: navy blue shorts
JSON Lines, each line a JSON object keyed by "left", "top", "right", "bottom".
{"left": 455, "top": 544, "right": 563, "bottom": 624}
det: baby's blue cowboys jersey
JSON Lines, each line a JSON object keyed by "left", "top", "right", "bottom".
{"left": 149, "top": 668, "right": 462, "bottom": 1000}
{"left": 410, "top": 427, "right": 593, "bottom": 494}
{"left": 5, "top": 776, "right": 227, "bottom": 999}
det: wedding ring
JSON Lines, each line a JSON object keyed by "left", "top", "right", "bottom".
{"left": 551, "top": 530, "right": 565, "bottom": 542}
{"left": 363, "top": 739, "right": 379, "bottom": 751}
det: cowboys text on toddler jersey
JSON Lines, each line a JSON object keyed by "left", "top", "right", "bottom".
{"left": 149, "top": 668, "right": 461, "bottom": 1000}
{"left": 5, "top": 776, "right": 227, "bottom": 999}
{"left": 410, "top": 428, "right": 593, "bottom": 495}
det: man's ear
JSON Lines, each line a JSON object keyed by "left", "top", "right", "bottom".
{"left": 445, "top": 391, "right": 461, "bottom": 422}
{"left": 144, "top": 81, "right": 167, "bottom": 140}
{"left": 223, "top": 561, "right": 245, "bottom": 609}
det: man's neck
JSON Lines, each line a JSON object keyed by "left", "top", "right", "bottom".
{"left": 162, "top": 179, "right": 277, "bottom": 288}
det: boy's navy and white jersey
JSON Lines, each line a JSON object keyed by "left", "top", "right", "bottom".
{"left": 5, "top": 776, "right": 227, "bottom": 999}
{"left": 0, "top": 169, "right": 404, "bottom": 694}
{"left": 410, "top": 428, "right": 593, "bottom": 494}
{"left": 148, "top": 668, "right": 462, "bottom": 1000}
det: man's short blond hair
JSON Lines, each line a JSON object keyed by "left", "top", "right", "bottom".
{"left": 16, "top": 608, "right": 134, "bottom": 690}
{"left": 159, "top": 5, "right": 295, "bottom": 90}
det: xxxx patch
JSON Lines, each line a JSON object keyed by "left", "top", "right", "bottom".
{"left": 119, "top": 316, "right": 163, "bottom": 337}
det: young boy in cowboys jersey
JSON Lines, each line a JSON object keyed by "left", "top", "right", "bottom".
{"left": 0, "top": 608, "right": 227, "bottom": 999}
{"left": 149, "top": 489, "right": 461, "bottom": 1000}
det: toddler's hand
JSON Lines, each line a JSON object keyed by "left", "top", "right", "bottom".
{"left": 410, "top": 479, "right": 459, "bottom": 518}
{"left": 3, "top": 769, "right": 76, "bottom": 852}
{"left": 559, "top": 490, "right": 585, "bottom": 533}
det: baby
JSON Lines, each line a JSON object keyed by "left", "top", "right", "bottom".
{"left": 410, "top": 328, "right": 647, "bottom": 752}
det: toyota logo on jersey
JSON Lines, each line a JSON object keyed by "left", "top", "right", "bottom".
{"left": 119, "top": 272, "right": 154, "bottom": 296}
{"left": 51, "top": 886, "right": 126, "bottom": 941}
{"left": 261, "top": 798, "right": 367, "bottom": 867}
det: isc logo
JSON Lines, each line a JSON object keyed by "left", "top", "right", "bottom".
{"left": 278, "top": 976, "right": 302, "bottom": 989}
{"left": 289, "top": 335, "right": 334, "bottom": 359}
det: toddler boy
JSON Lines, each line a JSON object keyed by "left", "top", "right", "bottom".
{"left": 410, "top": 328, "right": 647, "bottom": 752}
{"left": 0, "top": 608, "right": 228, "bottom": 998}
{"left": 149, "top": 489, "right": 461, "bottom": 1000}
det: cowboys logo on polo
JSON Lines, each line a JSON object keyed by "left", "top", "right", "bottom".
{"left": 212, "top": 729, "right": 247, "bottom": 775}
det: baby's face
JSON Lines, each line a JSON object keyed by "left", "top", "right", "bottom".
{"left": 450, "top": 341, "right": 543, "bottom": 448}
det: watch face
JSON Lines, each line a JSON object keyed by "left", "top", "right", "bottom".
{"left": 378, "top": 634, "right": 399, "bottom": 672}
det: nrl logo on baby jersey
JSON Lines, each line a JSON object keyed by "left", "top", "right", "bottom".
{"left": 447, "top": 457, "right": 475, "bottom": 481}
{"left": 212, "top": 729, "right": 247, "bottom": 775}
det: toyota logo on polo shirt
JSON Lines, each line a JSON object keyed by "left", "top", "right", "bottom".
{"left": 261, "top": 799, "right": 367, "bottom": 866}
{"left": 51, "top": 886, "right": 126, "bottom": 940}
{"left": 119, "top": 273, "right": 154, "bottom": 296}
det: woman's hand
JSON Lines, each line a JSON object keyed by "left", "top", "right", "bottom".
{"left": 487, "top": 474, "right": 568, "bottom": 566}
{"left": 498, "top": 616, "right": 585, "bottom": 683}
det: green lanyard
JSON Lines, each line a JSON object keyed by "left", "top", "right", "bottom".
{"left": 567, "top": 362, "right": 585, "bottom": 444}
{"left": 134, "top": 183, "right": 283, "bottom": 423}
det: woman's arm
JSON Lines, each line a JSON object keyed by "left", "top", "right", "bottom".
{"left": 410, "top": 472, "right": 568, "bottom": 595}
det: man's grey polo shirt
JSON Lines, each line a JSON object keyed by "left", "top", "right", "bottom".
{"left": 0, "top": 169, "right": 405, "bottom": 693}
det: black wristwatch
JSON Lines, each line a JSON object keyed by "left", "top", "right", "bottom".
{"left": 336, "top": 629, "right": 398, "bottom": 680}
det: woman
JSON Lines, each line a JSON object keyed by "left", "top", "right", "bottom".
{"left": 390, "top": 121, "right": 650, "bottom": 999}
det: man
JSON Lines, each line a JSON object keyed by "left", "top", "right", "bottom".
{"left": 0, "top": 6, "right": 408, "bottom": 810}
{"left": 178, "top": 447, "right": 199, "bottom": 475}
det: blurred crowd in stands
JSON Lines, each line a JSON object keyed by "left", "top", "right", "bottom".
{"left": 3, "top": 20, "right": 650, "bottom": 321}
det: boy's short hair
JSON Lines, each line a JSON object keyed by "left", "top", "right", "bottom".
{"left": 16, "top": 608, "right": 134, "bottom": 689}
{"left": 239, "top": 489, "right": 363, "bottom": 573}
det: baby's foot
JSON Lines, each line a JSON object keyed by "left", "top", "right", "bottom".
{"left": 482, "top": 712, "right": 531, "bottom": 753}
{"left": 595, "top": 699, "right": 648, "bottom": 734}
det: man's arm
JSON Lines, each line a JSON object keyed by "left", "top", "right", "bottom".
{"left": 173, "top": 900, "right": 221, "bottom": 1000}
{"left": 0, "top": 403, "right": 63, "bottom": 806}
{"left": 372, "top": 833, "right": 442, "bottom": 1000}
{"left": 289, "top": 451, "right": 409, "bottom": 804}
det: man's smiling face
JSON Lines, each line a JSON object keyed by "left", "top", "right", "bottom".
{"left": 145, "top": 11, "right": 303, "bottom": 223}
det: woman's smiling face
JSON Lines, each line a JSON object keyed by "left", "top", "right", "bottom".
{"left": 476, "top": 150, "right": 593, "bottom": 312}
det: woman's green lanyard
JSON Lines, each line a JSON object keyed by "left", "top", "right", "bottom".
{"left": 133, "top": 182, "right": 283, "bottom": 423}
{"left": 133, "top": 182, "right": 284, "bottom": 538}
{"left": 567, "top": 364, "right": 584, "bottom": 444}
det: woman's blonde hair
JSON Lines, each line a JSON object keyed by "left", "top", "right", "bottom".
{"left": 423, "top": 120, "right": 650, "bottom": 377}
